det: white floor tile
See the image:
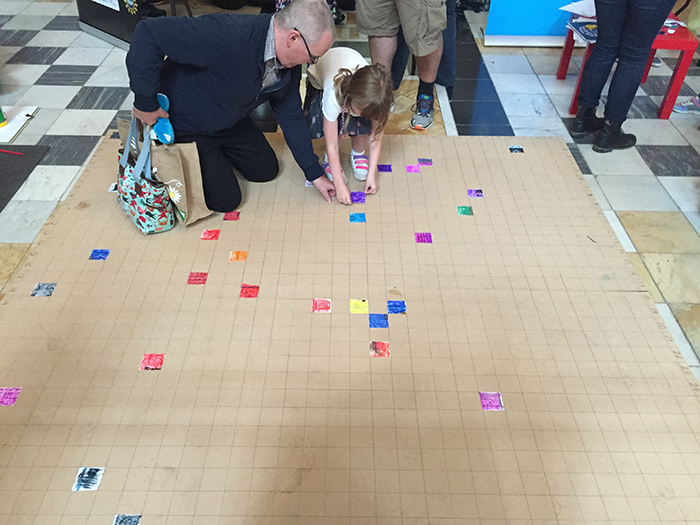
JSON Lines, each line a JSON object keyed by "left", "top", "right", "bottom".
{"left": 655, "top": 303, "right": 700, "bottom": 367}
{"left": 597, "top": 175, "right": 678, "bottom": 211}
{"left": 499, "top": 93, "right": 559, "bottom": 118}
{"left": 0, "top": 200, "right": 57, "bottom": 243}
{"left": 538, "top": 74, "right": 578, "bottom": 96}
{"left": 12, "top": 132, "right": 42, "bottom": 145}
{"left": 60, "top": 1, "right": 78, "bottom": 16}
{"left": 120, "top": 91, "right": 134, "bottom": 111}
{"left": 26, "top": 30, "right": 80, "bottom": 48}
{"left": 101, "top": 48, "right": 127, "bottom": 67}
{"left": 658, "top": 177, "right": 700, "bottom": 212}
{"left": 603, "top": 210, "right": 637, "bottom": 251}
{"left": 0, "top": 2, "right": 31, "bottom": 15}
{"left": 53, "top": 47, "right": 112, "bottom": 67}
{"left": 15, "top": 85, "right": 81, "bottom": 109}
{"left": 685, "top": 211, "right": 700, "bottom": 235}
{"left": 621, "top": 119, "right": 688, "bottom": 146}
{"left": 0, "top": 64, "right": 51, "bottom": 85}
{"left": 0, "top": 47, "right": 20, "bottom": 67}
{"left": 526, "top": 55, "right": 578, "bottom": 76}
{"left": 84, "top": 65, "right": 129, "bottom": 87}
{"left": 45, "top": 109, "right": 116, "bottom": 136}
{"left": 1, "top": 15, "right": 53, "bottom": 31}
{"left": 482, "top": 54, "right": 534, "bottom": 75}
{"left": 578, "top": 144, "right": 654, "bottom": 176}
{"left": 0, "top": 84, "right": 30, "bottom": 106}
{"left": 13, "top": 165, "right": 81, "bottom": 201}
{"left": 646, "top": 61, "right": 674, "bottom": 76}
{"left": 508, "top": 116, "right": 571, "bottom": 140}
{"left": 18, "top": 1, "right": 67, "bottom": 16}
{"left": 682, "top": 76, "right": 700, "bottom": 95}
{"left": 19, "top": 107, "right": 62, "bottom": 136}
{"left": 490, "top": 73, "right": 545, "bottom": 94}
{"left": 669, "top": 113, "right": 700, "bottom": 146}
{"left": 549, "top": 94, "right": 579, "bottom": 118}
{"left": 583, "top": 174, "right": 611, "bottom": 211}
{"left": 70, "top": 32, "right": 116, "bottom": 48}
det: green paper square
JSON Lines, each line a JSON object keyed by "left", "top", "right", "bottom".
{"left": 457, "top": 206, "right": 473, "bottom": 216}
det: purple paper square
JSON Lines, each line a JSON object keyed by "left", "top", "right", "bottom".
{"left": 378, "top": 164, "right": 392, "bottom": 172}
{"left": 467, "top": 189, "right": 484, "bottom": 198}
{"left": 350, "top": 192, "right": 365, "bottom": 204}
{"left": 418, "top": 158, "right": 432, "bottom": 166}
{"left": 415, "top": 232, "right": 432, "bottom": 244}
{"left": 0, "top": 387, "right": 21, "bottom": 406}
{"left": 479, "top": 392, "right": 504, "bottom": 411}
{"left": 406, "top": 164, "right": 421, "bottom": 173}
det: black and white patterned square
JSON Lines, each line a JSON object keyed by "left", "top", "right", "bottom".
{"left": 35, "top": 64, "right": 98, "bottom": 86}
{"left": 637, "top": 145, "right": 700, "bottom": 177}
{"left": 43, "top": 16, "right": 80, "bottom": 31}
{"left": 639, "top": 76, "right": 696, "bottom": 97}
{"left": 0, "top": 30, "right": 39, "bottom": 47}
{"left": 7, "top": 46, "right": 66, "bottom": 65}
{"left": 67, "top": 86, "right": 131, "bottom": 110}
{"left": 37, "top": 135, "right": 101, "bottom": 166}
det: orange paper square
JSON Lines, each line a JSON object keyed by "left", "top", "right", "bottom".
{"left": 229, "top": 251, "right": 248, "bottom": 262}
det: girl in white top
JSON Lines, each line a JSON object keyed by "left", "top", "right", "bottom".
{"left": 305, "top": 47, "right": 392, "bottom": 205}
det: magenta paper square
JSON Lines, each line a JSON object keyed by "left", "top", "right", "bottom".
{"left": 415, "top": 232, "right": 432, "bottom": 244}
{"left": 0, "top": 388, "right": 21, "bottom": 406}
{"left": 479, "top": 392, "right": 504, "bottom": 411}
{"left": 405, "top": 164, "right": 420, "bottom": 173}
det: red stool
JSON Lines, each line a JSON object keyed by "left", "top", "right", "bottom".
{"left": 556, "top": 14, "right": 698, "bottom": 119}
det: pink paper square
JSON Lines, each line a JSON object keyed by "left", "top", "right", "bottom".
{"left": 201, "top": 229, "right": 220, "bottom": 240}
{"left": 187, "top": 272, "right": 208, "bottom": 285}
{"left": 406, "top": 164, "right": 421, "bottom": 173}
{"left": 240, "top": 284, "right": 259, "bottom": 298}
{"left": 224, "top": 211, "right": 240, "bottom": 221}
{"left": 312, "top": 298, "right": 332, "bottom": 313}
{"left": 140, "top": 354, "right": 164, "bottom": 370}
{"left": 0, "top": 387, "right": 21, "bottom": 406}
{"left": 479, "top": 392, "right": 504, "bottom": 411}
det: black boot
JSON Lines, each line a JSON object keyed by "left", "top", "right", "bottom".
{"left": 570, "top": 106, "right": 604, "bottom": 138}
{"left": 593, "top": 119, "right": 637, "bottom": 153}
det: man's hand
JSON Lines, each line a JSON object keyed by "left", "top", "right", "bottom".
{"left": 132, "top": 106, "right": 168, "bottom": 126}
{"left": 312, "top": 176, "right": 336, "bottom": 203}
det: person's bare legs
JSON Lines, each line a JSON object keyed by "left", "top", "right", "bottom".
{"left": 368, "top": 35, "right": 398, "bottom": 74}
{"left": 414, "top": 38, "right": 443, "bottom": 83}
{"left": 410, "top": 36, "right": 443, "bottom": 130}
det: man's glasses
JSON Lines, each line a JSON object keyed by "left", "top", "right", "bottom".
{"left": 294, "top": 27, "right": 319, "bottom": 65}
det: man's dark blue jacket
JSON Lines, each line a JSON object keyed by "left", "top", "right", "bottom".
{"left": 126, "top": 13, "right": 324, "bottom": 181}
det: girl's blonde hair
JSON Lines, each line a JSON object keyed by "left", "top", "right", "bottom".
{"left": 333, "top": 64, "right": 392, "bottom": 139}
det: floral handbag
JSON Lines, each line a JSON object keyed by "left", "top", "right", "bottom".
{"left": 117, "top": 117, "right": 176, "bottom": 235}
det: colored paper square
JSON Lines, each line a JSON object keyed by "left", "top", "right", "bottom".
{"left": 350, "top": 191, "right": 365, "bottom": 204}
{"left": 387, "top": 300, "right": 406, "bottom": 314}
{"left": 349, "top": 213, "right": 366, "bottom": 223}
{"left": 140, "top": 354, "right": 164, "bottom": 371}
{"left": 108, "top": 183, "right": 118, "bottom": 193}
{"left": 457, "top": 206, "right": 473, "bottom": 216}
{"left": 72, "top": 467, "right": 104, "bottom": 491}
{"left": 224, "top": 211, "right": 240, "bottom": 221}
{"left": 406, "top": 164, "right": 420, "bottom": 173}
{"left": 415, "top": 232, "right": 432, "bottom": 244}
{"left": 312, "top": 298, "right": 332, "bottom": 313}
{"left": 187, "top": 272, "right": 208, "bottom": 285}
{"left": 89, "top": 249, "right": 110, "bottom": 260}
{"left": 370, "top": 341, "right": 390, "bottom": 358}
{"left": 31, "top": 283, "right": 56, "bottom": 297}
{"left": 369, "top": 313, "right": 389, "bottom": 328}
{"left": 350, "top": 299, "right": 369, "bottom": 314}
{"left": 418, "top": 158, "right": 432, "bottom": 166}
{"left": 468, "top": 189, "right": 484, "bottom": 198}
{"left": 240, "top": 284, "right": 259, "bottom": 298}
{"left": 114, "top": 516, "right": 141, "bottom": 525}
{"left": 480, "top": 392, "right": 504, "bottom": 411}
{"left": 201, "top": 229, "right": 220, "bottom": 240}
{"left": 378, "top": 164, "right": 392, "bottom": 172}
{"left": 0, "top": 387, "right": 21, "bottom": 406}
{"left": 509, "top": 145, "right": 524, "bottom": 153}
{"left": 229, "top": 251, "right": 248, "bottom": 262}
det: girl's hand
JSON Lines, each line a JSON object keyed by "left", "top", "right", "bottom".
{"left": 364, "top": 174, "right": 377, "bottom": 195}
{"left": 336, "top": 184, "right": 352, "bottom": 205}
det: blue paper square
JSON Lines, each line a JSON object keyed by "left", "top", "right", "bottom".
{"left": 387, "top": 300, "right": 406, "bottom": 314}
{"left": 369, "top": 313, "right": 389, "bottom": 328}
{"left": 349, "top": 213, "right": 366, "bottom": 223}
{"left": 89, "top": 249, "right": 110, "bottom": 260}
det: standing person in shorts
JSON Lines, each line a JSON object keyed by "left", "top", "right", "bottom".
{"left": 355, "top": 0, "right": 447, "bottom": 131}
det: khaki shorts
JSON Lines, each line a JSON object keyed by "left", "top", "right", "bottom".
{"left": 356, "top": 0, "right": 447, "bottom": 57}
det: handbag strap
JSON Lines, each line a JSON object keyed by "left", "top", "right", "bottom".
{"left": 120, "top": 117, "right": 154, "bottom": 182}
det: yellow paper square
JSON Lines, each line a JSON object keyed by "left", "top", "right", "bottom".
{"left": 349, "top": 299, "right": 369, "bottom": 314}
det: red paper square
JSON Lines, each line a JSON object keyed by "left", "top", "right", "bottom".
{"left": 240, "top": 284, "right": 259, "bottom": 298}
{"left": 224, "top": 211, "right": 240, "bottom": 221}
{"left": 370, "top": 341, "right": 390, "bottom": 358}
{"left": 201, "top": 229, "right": 220, "bottom": 240}
{"left": 140, "top": 354, "right": 164, "bottom": 370}
{"left": 312, "top": 298, "right": 332, "bottom": 313}
{"left": 187, "top": 272, "right": 208, "bottom": 285}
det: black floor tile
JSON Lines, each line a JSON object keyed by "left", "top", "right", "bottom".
{"left": 457, "top": 123, "right": 514, "bottom": 136}
{"left": 7, "top": 47, "right": 66, "bottom": 65}
{"left": 67, "top": 86, "right": 131, "bottom": 110}
{"left": 0, "top": 30, "right": 39, "bottom": 47}
{"left": 455, "top": 42, "right": 481, "bottom": 60}
{"left": 567, "top": 143, "right": 593, "bottom": 174}
{"left": 455, "top": 59, "right": 490, "bottom": 79}
{"left": 598, "top": 95, "right": 660, "bottom": 119}
{"left": 37, "top": 135, "right": 101, "bottom": 166}
{"left": 637, "top": 145, "right": 700, "bottom": 177}
{"left": 451, "top": 100, "right": 510, "bottom": 126}
{"left": 451, "top": 78, "right": 500, "bottom": 101}
{"left": 35, "top": 65, "right": 97, "bottom": 86}
{"left": 43, "top": 16, "right": 80, "bottom": 31}
{"left": 639, "top": 75, "right": 696, "bottom": 97}
{"left": 109, "top": 110, "right": 132, "bottom": 131}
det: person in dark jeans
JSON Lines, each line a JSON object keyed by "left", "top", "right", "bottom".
{"left": 571, "top": 0, "right": 676, "bottom": 153}
{"left": 390, "top": 0, "right": 456, "bottom": 96}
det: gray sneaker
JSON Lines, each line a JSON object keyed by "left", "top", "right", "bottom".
{"left": 410, "top": 94, "right": 434, "bottom": 131}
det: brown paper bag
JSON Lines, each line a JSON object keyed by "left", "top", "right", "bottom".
{"left": 117, "top": 118, "right": 211, "bottom": 226}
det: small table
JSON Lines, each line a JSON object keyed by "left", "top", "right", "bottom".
{"left": 556, "top": 15, "right": 698, "bottom": 119}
